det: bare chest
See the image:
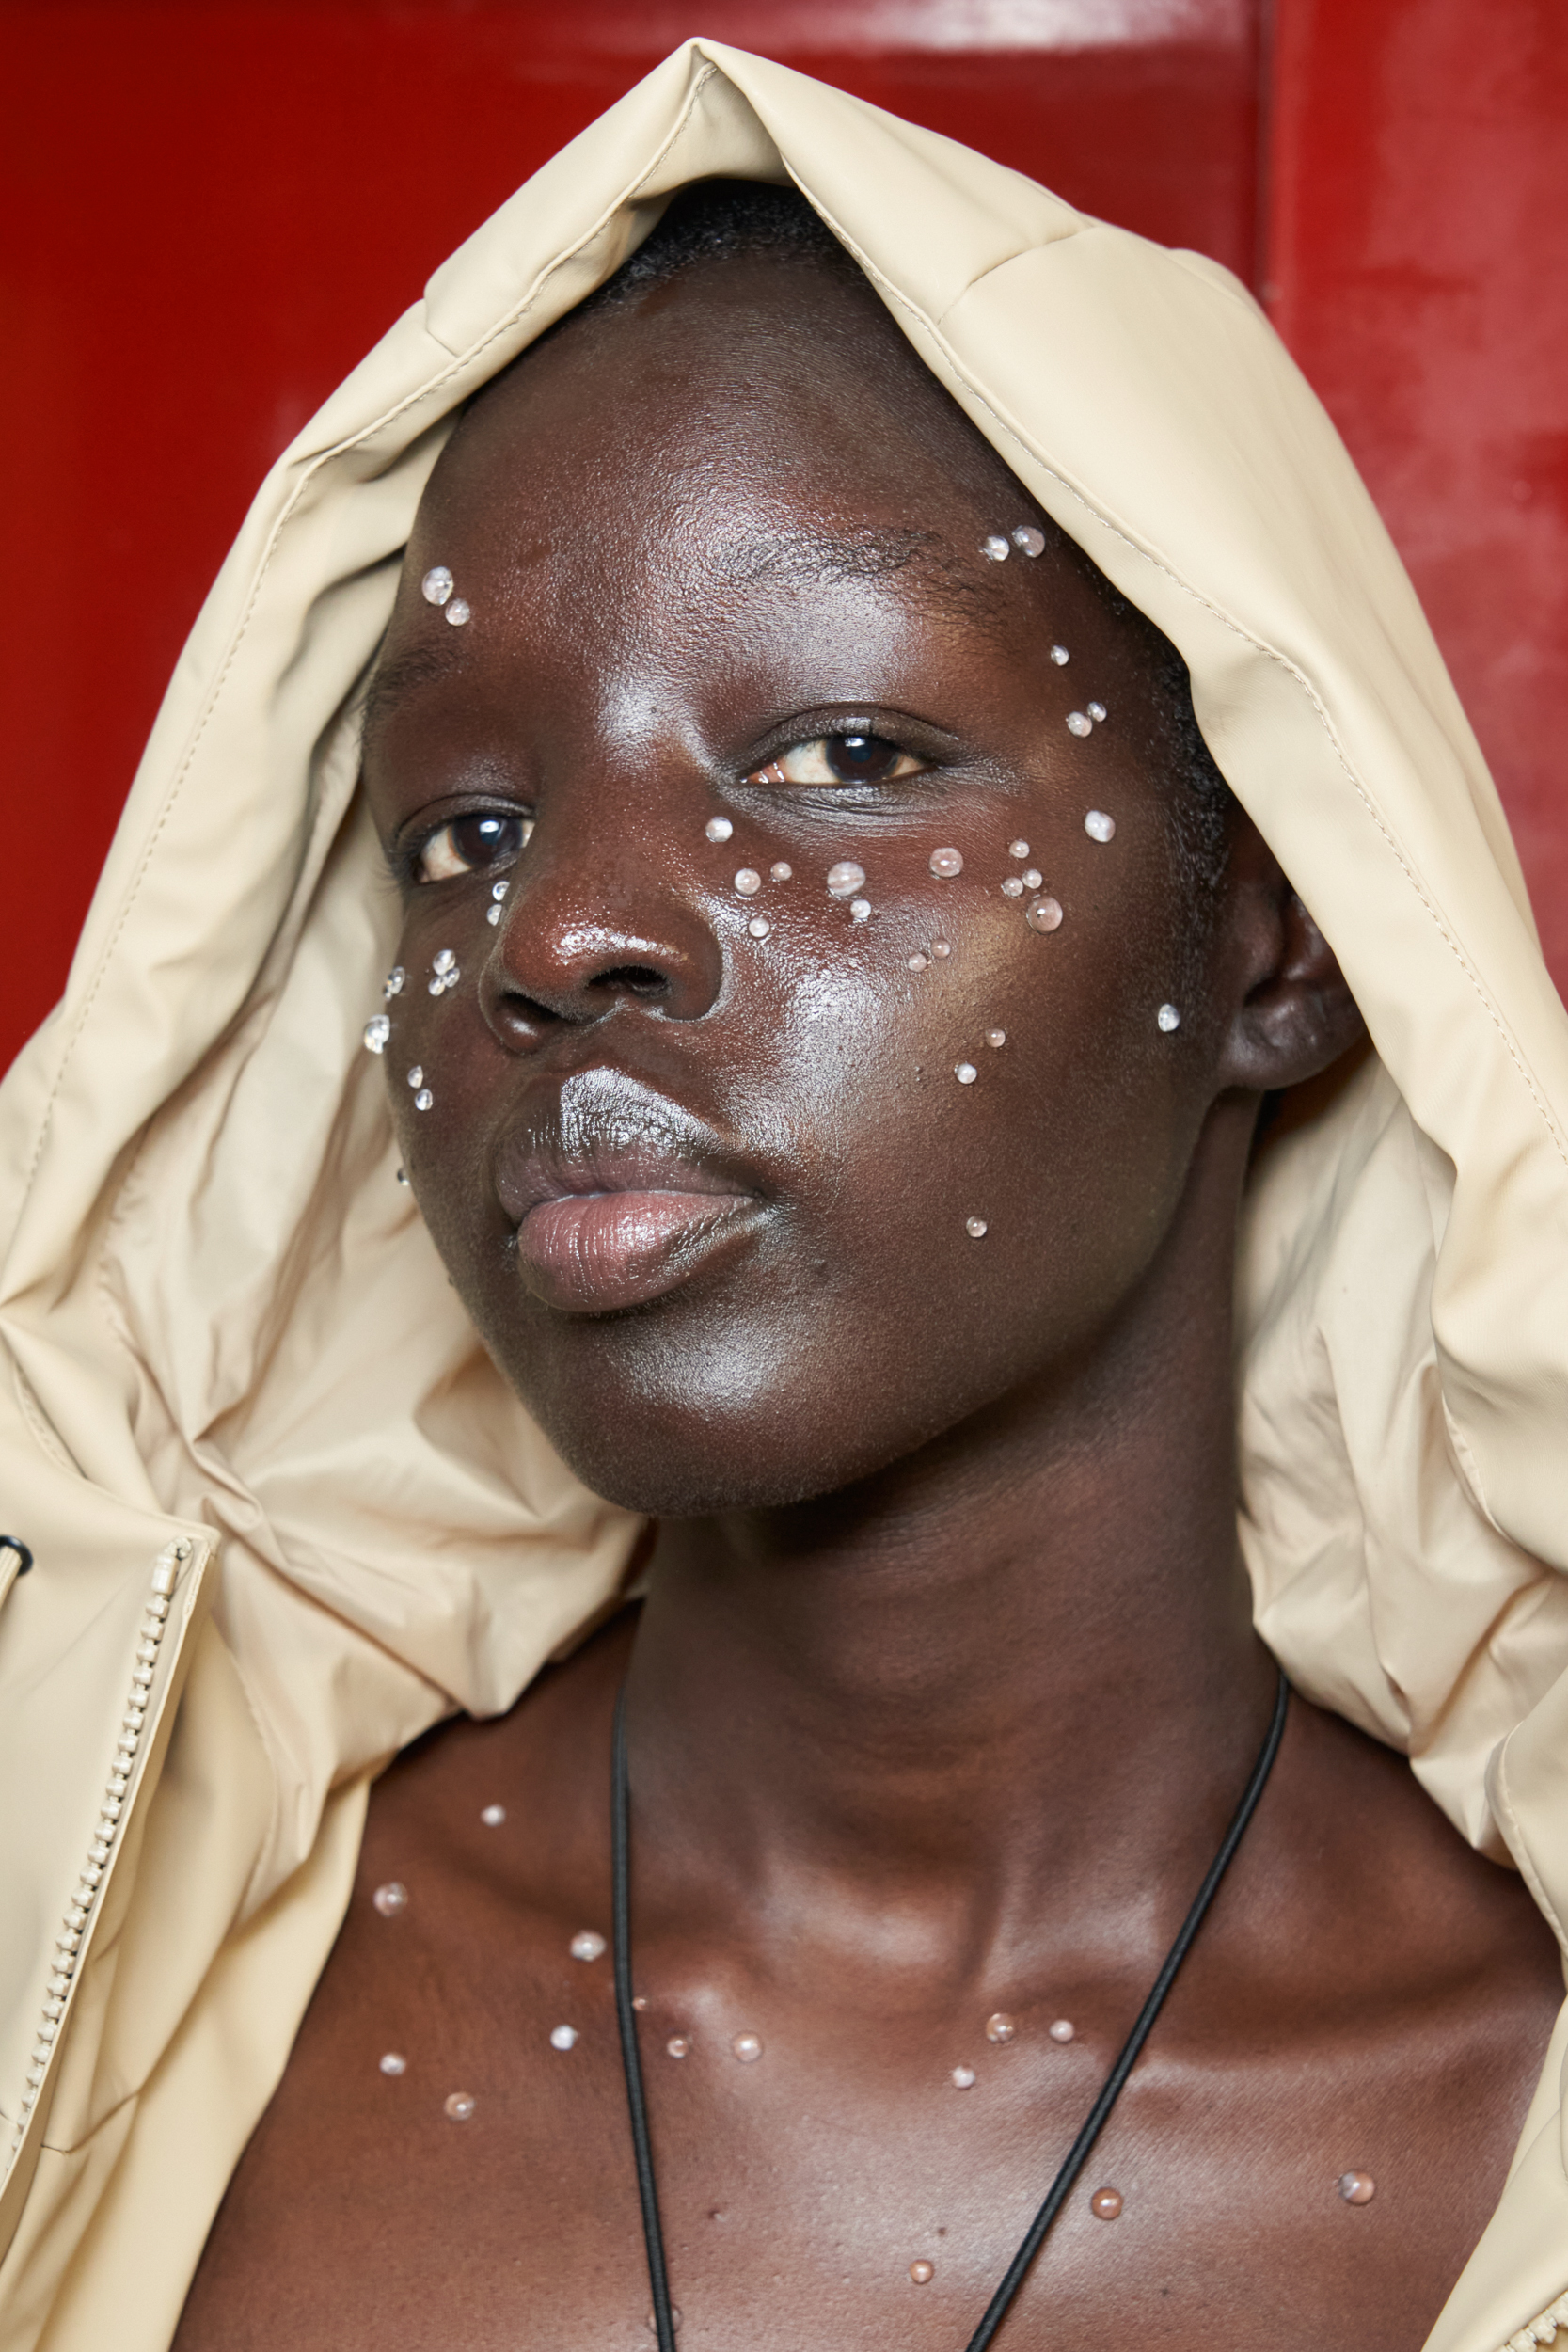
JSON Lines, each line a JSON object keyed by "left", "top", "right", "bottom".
{"left": 172, "top": 1836, "right": 1533, "bottom": 2352}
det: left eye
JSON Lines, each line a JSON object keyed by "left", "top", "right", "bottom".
{"left": 747, "top": 734, "right": 925, "bottom": 787}
{"left": 415, "top": 812, "right": 533, "bottom": 882}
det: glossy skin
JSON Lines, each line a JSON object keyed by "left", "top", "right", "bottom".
{"left": 174, "top": 251, "right": 1564, "bottom": 2350}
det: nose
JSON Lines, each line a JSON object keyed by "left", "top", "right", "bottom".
{"left": 480, "top": 836, "right": 724, "bottom": 1049}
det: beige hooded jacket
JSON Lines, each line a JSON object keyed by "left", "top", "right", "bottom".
{"left": 2, "top": 38, "right": 1567, "bottom": 2352}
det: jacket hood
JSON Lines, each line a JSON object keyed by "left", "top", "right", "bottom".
{"left": 3, "top": 40, "right": 1567, "bottom": 2352}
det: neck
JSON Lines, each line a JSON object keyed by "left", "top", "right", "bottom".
{"left": 625, "top": 1094, "right": 1276, "bottom": 1984}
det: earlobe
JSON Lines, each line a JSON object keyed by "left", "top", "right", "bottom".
{"left": 1223, "top": 869, "right": 1367, "bottom": 1095}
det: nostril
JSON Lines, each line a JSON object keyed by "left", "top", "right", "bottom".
{"left": 596, "top": 964, "right": 667, "bottom": 998}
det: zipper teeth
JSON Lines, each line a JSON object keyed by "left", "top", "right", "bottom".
{"left": 6, "top": 1538, "right": 193, "bottom": 2169}
{"left": 1503, "top": 2290, "right": 1568, "bottom": 2349}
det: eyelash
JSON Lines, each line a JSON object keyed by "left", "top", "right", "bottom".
{"left": 409, "top": 811, "right": 533, "bottom": 884}
{"left": 744, "top": 731, "right": 929, "bottom": 789}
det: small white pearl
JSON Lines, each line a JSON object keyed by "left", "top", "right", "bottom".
{"left": 932, "top": 941, "right": 952, "bottom": 959}
{"left": 732, "top": 2032, "right": 764, "bottom": 2063}
{"left": 928, "top": 847, "right": 963, "bottom": 879}
{"left": 1049, "top": 2018, "right": 1075, "bottom": 2042}
{"left": 952, "top": 2066, "right": 976, "bottom": 2089}
{"left": 908, "top": 953, "right": 929, "bottom": 971}
{"left": 1022, "top": 868, "right": 1042, "bottom": 889}
{"left": 981, "top": 534, "right": 1010, "bottom": 562}
{"left": 550, "top": 2025, "right": 578, "bottom": 2052}
{"left": 666, "top": 2035, "right": 690, "bottom": 2058}
{"left": 1050, "top": 644, "right": 1069, "bottom": 665}
{"left": 988, "top": 1029, "right": 1006, "bottom": 1047}
{"left": 1067, "top": 711, "right": 1093, "bottom": 737}
{"left": 955, "top": 1061, "right": 978, "bottom": 1085}
{"left": 445, "top": 598, "right": 470, "bottom": 627}
{"left": 1001, "top": 877, "right": 1024, "bottom": 898}
{"left": 850, "top": 898, "right": 871, "bottom": 922}
{"left": 770, "top": 862, "right": 793, "bottom": 882}
{"left": 1011, "top": 525, "right": 1045, "bottom": 557}
{"left": 379, "top": 2052, "right": 407, "bottom": 2075}
{"left": 480, "top": 1804, "right": 506, "bottom": 1827}
{"left": 1009, "top": 839, "right": 1030, "bottom": 859}
{"left": 1087, "top": 701, "right": 1107, "bottom": 723}
{"left": 705, "top": 816, "right": 734, "bottom": 843}
{"left": 735, "top": 868, "right": 762, "bottom": 897}
{"left": 372, "top": 1883, "right": 408, "bottom": 1917}
{"left": 826, "top": 861, "right": 866, "bottom": 898}
{"left": 748, "top": 916, "right": 771, "bottom": 939}
{"left": 570, "top": 1931, "right": 607, "bottom": 1962}
{"left": 1157, "top": 1003, "right": 1181, "bottom": 1032}
{"left": 966, "top": 1217, "right": 988, "bottom": 1239}
{"left": 420, "top": 566, "right": 453, "bottom": 606}
{"left": 444, "top": 2091, "right": 475, "bottom": 2121}
{"left": 1085, "top": 809, "right": 1117, "bottom": 843}
{"left": 986, "top": 2012, "right": 1017, "bottom": 2042}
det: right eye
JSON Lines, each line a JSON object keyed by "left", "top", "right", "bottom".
{"left": 415, "top": 812, "right": 533, "bottom": 882}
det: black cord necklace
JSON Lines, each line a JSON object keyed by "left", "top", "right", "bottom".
{"left": 612, "top": 1665, "right": 1290, "bottom": 2352}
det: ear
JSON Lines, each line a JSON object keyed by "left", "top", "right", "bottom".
{"left": 1217, "top": 827, "right": 1366, "bottom": 1093}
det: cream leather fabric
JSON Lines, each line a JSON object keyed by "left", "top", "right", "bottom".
{"left": 2, "top": 39, "right": 1566, "bottom": 2352}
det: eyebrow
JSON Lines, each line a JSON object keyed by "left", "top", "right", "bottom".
{"left": 714, "top": 523, "right": 1005, "bottom": 631}
{"left": 361, "top": 643, "right": 451, "bottom": 741}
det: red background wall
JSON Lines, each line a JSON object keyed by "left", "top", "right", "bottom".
{"left": 2, "top": 0, "right": 1562, "bottom": 1069}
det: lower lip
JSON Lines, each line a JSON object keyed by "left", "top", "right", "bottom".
{"left": 515, "top": 1189, "right": 756, "bottom": 1312}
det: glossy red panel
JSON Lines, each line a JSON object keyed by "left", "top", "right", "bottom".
{"left": 0, "top": 1, "right": 1259, "bottom": 1071}
{"left": 1265, "top": 0, "right": 1568, "bottom": 987}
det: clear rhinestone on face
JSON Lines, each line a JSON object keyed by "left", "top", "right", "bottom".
{"left": 414, "top": 1089, "right": 434, "bottom": 1111}
{"left": 966, "top": 1217, "right": 988, "bottom": 1238}
{"left": 955, "top": 1062, "right": 978, "bottom": 1085}
{"left": 1157, "top": 1004, "right": 1181, "bottom": 1032}
{"left": 481, "top": 1804, "right": 506, "bottom": 1827}
{"left": 734, "top": 869, "right": 762, "bottom": 897}
{"left": 406, "top": 1066, "right": 422, "bottom": 1088}
{"left": 549, "top": 2025, "right": 578, "bottom": 2052}
{"left": 748, "top": 917, "right": 771, "bottom": 938}
{"left": 666, "top": 2036, "right": 690, "bottom": 2058}
{"left": 372, "top": 1883, "right": 408, "bottom": 1917}
{"left": 1084, "top": 809, "right": 1117, "bottom": 843}
{"left": 732, "top": 2033, "right": 764, "bottom": 2063}
{"left": 363, "top": 1016, "right": 390, "bottom": 1055}
{"left": 981, "top": 534, "right": 1010, "bottom": 561}
{"left": 1067, "top": 711, "right": 1093, "bottom": 737}
{"left": 908, "top": 953, "right": 929, "bottom": 971}
{"left": 1001, "top": 877, "right": 1024, "bottom": 898}
{"left": 952, "top": 2066, "right": 976, "bottom": 2089}
{"left": 434, "top": 948, "right": 456, "bottom": 976}
{"left": 570, "top": 1931, "right": 607, "bottom": 1963}
{"left": 850, "top": 899, "right": 871, "bottom": 922}
{"left": 420, "top": 566, "right": 453, "bottom": 606}
{"left": 826, "top": 861, "right": 866, "bottom": 898}
{"left": 928, "top": 847, "right": 963, "bottom": 879}
{"left": 1011, "top": 525, "right": 1046, "bottom": 557}
{"left": 1027, "top": 898, "right": 1064, "bottom": 933}
{"left": 445, "top": 598, "right": 470, "bottom": 627}
{"left": 769, "top": 862, "right": 792, "bottom": 882}
{"left": 384, "top": 966, "right": 406, "bottom": 998}
{"left": 444, "top": 2091, "right": 476, "bottom": 2121}
{"left": 705, "top": 816, "right": 734, "bottom": 843}
{"left": 1009, "top": 839, "right": 1029, "bottom": 858}
{"left": 1086, "top": 701, "right": 1107, "bottom": 723}
{"left": 986, "top": 2012, "right": 1016, "bottom": 2042}
{"left": 379, "top": 2052, "right": 406, "bottom": 2076}
{"left": 1022, "top": 869, "right": 1042, "bottom": 890}
{"left": 1051, "top": 644, "right": 1069, "bottom": 665}
{"left": 932, "top": 941, "right": 951, "bottom": 959}
{"left": 1338, "top": 2171, "right": 1376, "bottom": 2205}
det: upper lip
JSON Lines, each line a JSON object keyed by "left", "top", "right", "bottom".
{"left": 495, "top": 1068, "right": 760, "bottom": 1224}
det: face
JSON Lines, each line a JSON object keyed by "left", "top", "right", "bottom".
{"left": 360, "top": 251, "right": 1250, "bottom": 1516}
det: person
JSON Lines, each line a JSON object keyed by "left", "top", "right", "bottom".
{"left": 3, "top": 40, "right": 1568, "bottom": 2352}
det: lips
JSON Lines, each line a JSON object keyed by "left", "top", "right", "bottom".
{"left": 496, "top": 1071, "right": 763, "bottom": 1313}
